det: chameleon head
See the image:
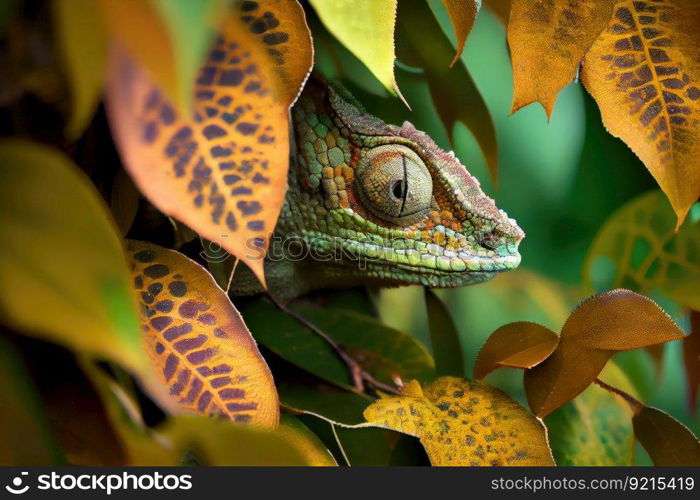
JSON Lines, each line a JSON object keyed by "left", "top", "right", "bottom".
{"left": 285, "top": 81, "right": 524, "bottom": 289}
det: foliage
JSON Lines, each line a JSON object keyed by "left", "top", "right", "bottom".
{"left": 0, "top": 0, "right": 698, "bottom": 467}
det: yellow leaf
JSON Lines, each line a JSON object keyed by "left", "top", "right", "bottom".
{"left": 277, "top": 415, "right": 337, "bottom": 466}
{"left": 0, "top": 139, "right": 149, "bottom": 379}
{"left": 128, "top": 241, "right": 278, "bottom": 429}
{"left": 309, "top": 0, "right": 403, "bottom": 101}
{"left": 441, "top": 0, "right": 479, "bottom": 67}
{"left": 53, "top": 0, "right": 108, "bottom": 139}
{"left": 632, "top": 406, "right": 700, "bottom": 466}
{"left": 525, "top": 290, "right": 685, "bottom": 417}
{"left": 584, "top": 190, "right": 700, "bottom": 310}
{"left": 364, "top": 377, "right": 555, "bottom": 466}
{"left": 581, "top": 0, "right": 700, "bottom": 227}
{"left": 508, "top": 0, "right": 614, "bottom": 117}
{"left": 106, "top": 1, "right": 313, "bottom": 285}
{"left": 474, "top": 322, "right": 559, "bottom": 379}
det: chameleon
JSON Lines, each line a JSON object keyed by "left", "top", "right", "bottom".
{"left": 231, "top": 79, "right": 525, "bottom": 301}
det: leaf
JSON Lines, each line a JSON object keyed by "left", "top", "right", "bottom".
{"left": 279, "top": 379, "right": 420, "bottom": 466}
{"left": 424, "top": 289, "right": 465, "bottom": 377}
{"left": 545, "top": 362, "right": 636, "bottom": 466}
{"left": 0, "top": 139, "right": 152, "bottom": 379}
{"left": 580, "top": 0, "right": 700, "bottom": 227}
{"left": 277, "top": 415, "right": 337, "bottom": 466}
{"left": 440, "top": 0, "right": 480, "bottom": 66}
{"left": 474, "top": 322, "right": 559, "bottom": 379}
{"left": 397, "top": 0, "right": 499, "bottom": 184}
{"left": 150, "top": 0, "right": 234, "bottom": 113}
{"left": 128, "top": 241, "right": 278, "bottom": 428}
{"left": 508, "top": 0, "right": 614, "bottom": 117}
{"left": 110, "top": 169, "right": 140, "bottom": 236}
{"left": 632, "top": 406, "right": 700, "bottom": 466}
{"left": 240, "top": 298, "right": 436, "bottom": 389}
{"left": 98, "top": 0, "right": 177, "bottom": 109}
{"left": 525, "top": 290, "right": 685, "bottom": 417}
{"left": 0, "top": 333, "right": 64, "bottom": 465}
{"left": 364, "top": 377, "right": 555, "bottom": 466}
{"left": 684, "top": 311, "right": 700, "bottom": 412}
{"left": 106, "top": 0, "right": 313, "bottom": 285}
{"left": 584, "top": 190, "right": 700, "bottom": 310}
{"left": 309, "top": 0, "right": 403, "bottom": 100}
{"left": 53, "top": 0, "right": 108, "bottom": 138}
{"left": 159, "top": 416, "right": 313, "bottom": 465}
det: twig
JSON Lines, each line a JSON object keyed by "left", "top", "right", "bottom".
{"left": 267, "top": 294, "right": 399, "bottom": 395}
{"left": 225, "top": 258, "right": 239, "bottom": 294}
{"left": 594, "top": 377, "right": 644, "bottom": 412}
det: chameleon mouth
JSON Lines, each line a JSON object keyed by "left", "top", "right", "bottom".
{"left": 382, "top": 251, "right": 521, "bottom": 275}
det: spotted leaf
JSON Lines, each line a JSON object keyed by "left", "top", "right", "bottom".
{"left": 581, "top": 0, "right": 700, "bottom": 227}
{"left": 584, "top": 190, "right": 700, "bottom": 310}
{"left": 107, "top": 0, "right": 313, "bottom": 285}
{"left": 364, "top": 377, "right": 555, "bottom": 466}
{"left": 508, "top": 0, "right": 615, "bottom": 116}
{"left": 128, "top": 240, "right": 278, "bottom": 428}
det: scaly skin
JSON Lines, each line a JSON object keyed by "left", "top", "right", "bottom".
{"left": 232, "top": 80, "right": 524, "bottom": 300}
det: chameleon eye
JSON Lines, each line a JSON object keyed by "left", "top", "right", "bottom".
{"left": 357, "top": 145, "right": 433, "bottom": 224}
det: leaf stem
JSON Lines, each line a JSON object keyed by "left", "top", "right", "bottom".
{"left": 593, "top": 377, "right": 644, "bottom": 413}
{"left": 267, "top": 294, "right": 399, "bottom": 395}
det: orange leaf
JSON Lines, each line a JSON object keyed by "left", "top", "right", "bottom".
{"left": 99, "top": 0, "right": 177, "bottom": 107}
{"left": 525, "top": 290, "right": 685, "bottom": 417}
{"left": 508, "top": 0, "right": 614, "bottom": 117}
{"left": 633, "top": 406, "right": 700, "bottom": 466}
{"left": 684, "top": 311, "right": 700, "bottom": 412}
{"left": 107, "top": 1, "right": 313, "bottom": 286}
{"left": 441, "top": 0, "right": 479, "bottom": 67}
{"left": 128, "top": 241, "right": 278, "bottom": 428}
{"left": 474, "top": 322, "right": 559, "bottom": 379}
{"left": 559, "top": 289, "right": 684, "bottom": 351}
{"left": 581, "top": 0, "right": 700, "bottom": 227}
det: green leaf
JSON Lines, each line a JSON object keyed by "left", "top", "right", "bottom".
{"left": 0, "top": 334, "right": 64, "bottom": 465}
{"left": 584, "top": 190, "right": 700, "bottom": 310}
{"left": 0, "top": 139, "right": 150, "bottom": 378}
{"left": 240, "top": 298, "right": 435, "bottom": 389}
{"left": 545, "top": 362, "right": 636, "bottom": 466}
{"left": 279, "top": 379, "right": 421, "bottom": 466}
{"left": 277, "top": 415, "right": 337, "bottom": 466}
{"left": 309, "top": 0, "right": 403, "bottom": 101}
{"left": 424, "top": 289, "right": 465, "bottom": 377}
{"left": 53, "top": 0, "right": 108, "bottom": 138}
{"left": 397, "top": 0, "right": 498, "bottom": 184}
